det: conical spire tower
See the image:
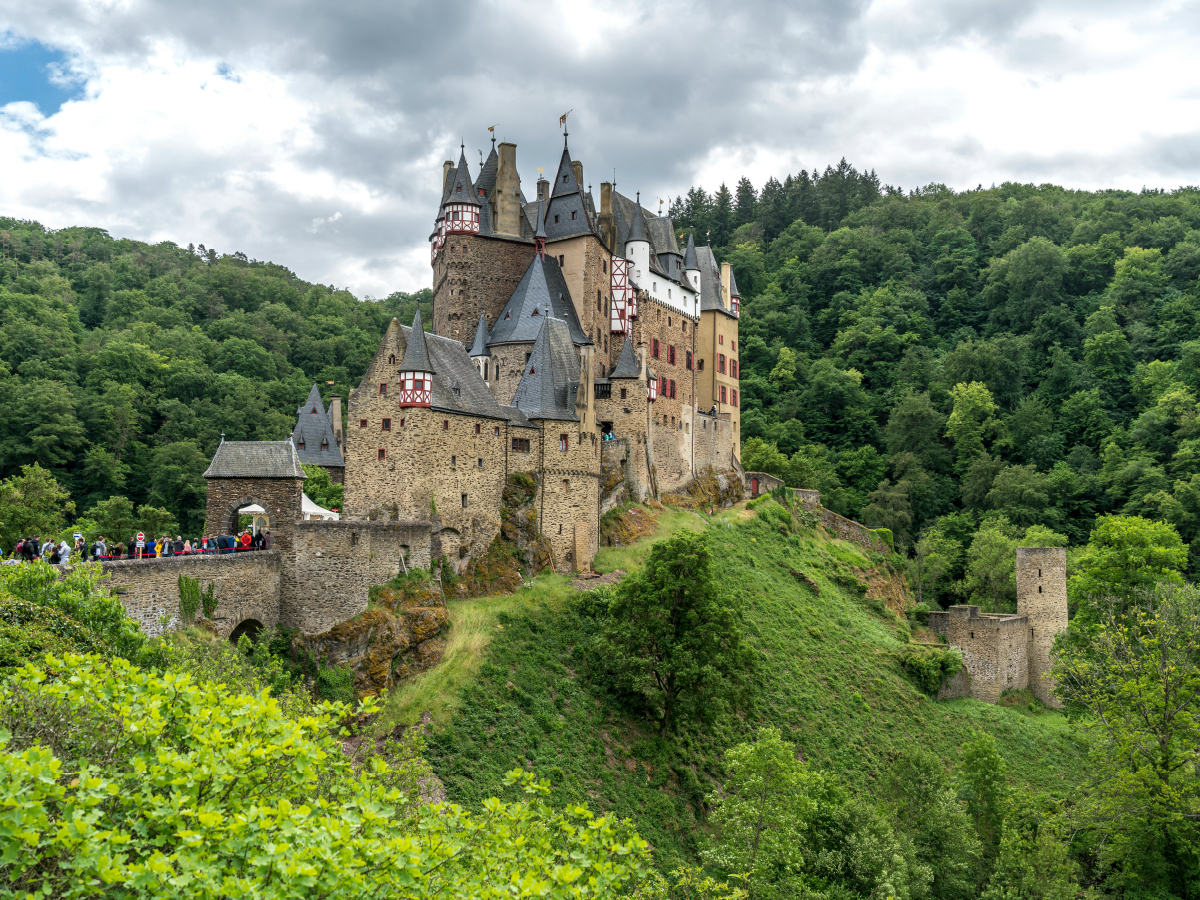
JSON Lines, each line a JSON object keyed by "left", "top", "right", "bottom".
{"left": 398, "top": 309, "right": 436, "bottom": 408}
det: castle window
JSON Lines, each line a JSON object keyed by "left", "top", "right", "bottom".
{"left": 494, "top": 426, "right": 500, "bottom": 436}
{"left": 462, "top": 493, "right": 468, "bottom": 508}
{"left": 399, "top": 418, "right": 404, "bottom": 427}
{"left": 603, "top": 260, "right": 607, "bottom": 274}
{"left": 298, "top": 441, "right": 305, "bottom": 450}
{"left": 731, "top": 389, "right": 738, "bottom": 405}
{"left": 559, "top": 255, "right": 565, "bottom": 266}
{"left": 474, "top": 423, "right": 481, "bottom": 435}
{"left": 443, "top": 420, "right": 449, "bottom": 430}
{"left": 562, "top": 479, "right": 569, "bottom": 490}
{"left": 597, "top": 289, "right": 601, "bottom": 310}
{"left": 512, "top": 437, "right": 530, "bottom": 452}
{"left": 563, "top": 174, "right": 568, "bottom": 182}
{"left": 559, "top": 434, "right": 568, "bottom": 451}
{"left": 463, "top": 245, "right": 468, "bottom": 253}
{"left": 378, "top": 448, "right": 386, "bottom": 460}
{"left": 360, "top": 419, "right": 367, "bottom": 428}
{"left": 451, "top": 455, "right": 456, "bottom": 466}
{"left": 483, "top": 362, "right": 488, "bottom": 380}
{"left": 670, "top": 379, "right": 676, "bottom": 399}
{"left": 1039, "top": 585, "right": 1043, "bottom": 593}
{"left": 451, "top": 246, "right": 456, "bottom": 253}
{"left": 970, "top": 631, "right": 975, "bottom": 639}
{"left": 686, "top": 351, "right": 693, "bottom": 370}
{"left": 652, "top": 339, "right": 659, "bottom": 359}
{"left": 554, "top": 215, "right": 560, "bottom": 224}
{"left": 379, "top": 383, "right": 387, "bottom": 394}
{"left": 669, "top": 345, "right": 675, "bottom": 365}
{"left": 720, "top": 385, "right": 727, "bottom": 404}
{"left": 382, "top": 418, "right": 391, "bottom": 431}
{"left": 571, "top": 211, "right": 577, "bottom": 220}
{"left": 311, "top": 406, "right": 318, "bottom": 414}
{"left": 718, "top": 354, "right": 726, "bottom": 373}
{"left": 532, "top": 308, "right": 539, "bottom": 316}
{"left": 477, "top": 458, "right": 483, "bottom": 468}
{"left": 697, "top": 358, "right": 704, "bottom": 371}
{"left": 478, "top": 188, "right": 485, "bottom": 197}
{"left": 620, "top": 387, "right": 627, "bottom": 399}
{"left": 668, "top": 316, "right": 672, "bottom": 326}
{"left": 558, "top": 524, "right": 563, "bottom": 534}
{"left": 456, "top": 185, "right": 461, "bottom": 193}
{"left": 525, "top": 352, "right": 531, "bottom": 363}
{"left": 321, "top": 440, "right": 328, "bottom": 450}
{"left": 731, "top": 360, "right": 739, "bottom": 379}
{"left": 719, "top": 334, "right": 724, "bottom": 345}
{"left": 732, "top": 340, "right": 736, "bottom": 351}
{"left": 1031, "top": 628, "right": 1034, "bottom": 639}
{"left": 682, "top": 320, "right": 687, "bottom": 332}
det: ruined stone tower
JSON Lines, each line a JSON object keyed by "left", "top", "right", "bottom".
{"left": 1016, "top": 547, "right": 1068, "bottom": 709}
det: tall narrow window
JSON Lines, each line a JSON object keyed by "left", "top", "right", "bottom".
{"left": 474, "top": 423, "right": 481, "bottom": 435}
{"left": 559, "top": 434, "right": 568, "bottom": 451}
{"left": 462, "top": 493, "right": 468, "bottom": 508}
{"left": 686, "top": 351, "right": 693, "bottom": 370}
{"left": 443, "top": 420, "right": 449, "bottom": 430}
{"left": 731, "top": 389, "right": 738, "bottom": 405}
{"left": 669, "top": 345, "right": 675, "bottom": 365}
{"left": 720, "top": 385, "right": 727, "bottom": 403}
{"left": 378, "top": 448, "right": 386, "bottom": 460}
{"left": 494, "top": 426, "right": 500, "bottom": 436}
{"left": 381, "top": 418, "right": 391, "bottom": 431}
{"left": 451, "top": 455, "right": 456, "bottom": 466}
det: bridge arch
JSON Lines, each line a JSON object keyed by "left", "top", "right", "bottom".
{"left": 229, "top": 618, "right": 264, "bottom": 644}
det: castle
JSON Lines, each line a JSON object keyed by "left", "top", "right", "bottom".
{"left": 324, "top": 130, "right": 743, "bottom": 575}
{"left": 927, "top": 547, "right": 1067, "bottom": 708}
{"left": 99, "top": 129, "right": 746, "bottom": 644}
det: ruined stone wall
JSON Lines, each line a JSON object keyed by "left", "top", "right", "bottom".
{"left": 532, "top": 420, "right": 600, "bottom": 572}
{"left": 1017, "top": 547, "right": 1068, "bottom": 708}
{"left": 102, "top": 551, "right": 282, "bottom": 639}
{"left": 432, "top": 233, "right": 534, "bottom": 343}
{"left": 933, "top": 605, "right": 1029, "bottom": 704}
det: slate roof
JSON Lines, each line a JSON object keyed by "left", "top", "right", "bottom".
{"left": 696, "top": 245, "right": 736, "bottom": 316}
{"left": 511, "top": 317, "right": 581, "bottom": 422}
{"left": 476, "top": 145, "right": 498, "bottom": 196}
{"left": 543, "top": 140, "right": 595, "bottom": 241}
{"left": 203, "top": 441, "right": 307, "bottom": 479}
{"left": 647, "top": 216, "right": 680, "bottom": 256}
{"left": 504, "top": 404, "right": 534, "bottom": 428}
{"left": 683, "top": 231, "right": 699, "bottom": 270}
{"left": 627, "top": 197, "right": 650, "bottom": 243}
{"left": 468, "top": 313, "right": 490, "bottom": 357}
{"left": 446, "top": 148, "right": 480, "bottom": 207}
{"left": 609, "top": 336, "right": 641, "bottom": 379}
{"left": 290, "top": 383, "right": 345, "bottom": 468}
{"left": 398, "top": 309, "right": 436, "bottom": 373}
{"left": 534, "top": 197, "right": 547, "bottom": 240}
{"left": 487, "top": 252, "right": 590, "bottom": 346}
{"left": 379, "top": 319, "right": 513, "bottom": 420}
{"left": 728, "top": 267, "right": 740, "bottom": 297}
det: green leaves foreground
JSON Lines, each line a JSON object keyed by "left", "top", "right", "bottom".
{"left": 0, "top": 653, "right": 648, "bottom": 899}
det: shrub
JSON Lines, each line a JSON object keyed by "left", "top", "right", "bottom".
{"left": 317, "top": 662, "right": 356, "bottom": 703}
{"left": 870, "top": 527, "right": 894, "bottom": 552}
{"left": 898, "top": 644, "right": 963, "bottom": 695}
{"left": 911, "top": 601, "right": 932, "bottom": 626}
{"left": 0, "top": 653, "right": 649, "bottom": 898}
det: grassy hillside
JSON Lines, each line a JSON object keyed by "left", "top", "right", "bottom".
{"left": 379, "top": 501, "right": 1086, "bottom": 869}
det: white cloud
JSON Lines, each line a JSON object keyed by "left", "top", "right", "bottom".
{"left": 1, "top": 0, "right": 1198, "bottom": 297}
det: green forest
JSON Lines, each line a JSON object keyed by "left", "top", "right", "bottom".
{"left": 0, "top": 224, "right": 430, "bottom": 544}
{"left": 671, "top": 166, "right": 1200, "bottom": 609}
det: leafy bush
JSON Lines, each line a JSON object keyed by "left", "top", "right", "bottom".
{"left": 317, "top": 662, "right": 356, "bottom": 703}
{"left": 0, "top": 653, "right": 649, "bottom": 898}
{"left": 870, "top": 527, "right": 894, "bottom": 552}
{"left": 911, "top": 601, "right": 932, "bottom": 626}
{"left": 0, "top": 599, "right": 113, "bottom": 674}
{"left": 0, "top": 561, "right": 158, "bottom": 667}
{"left": 898, "top": 643, "right": 964, "bottom": 695}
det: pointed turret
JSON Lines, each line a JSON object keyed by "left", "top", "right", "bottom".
{"left": 683, "top": 229, "right": 701, "bottom": 291}
{"left": 468, "top": 313, "right": 490, "bottom": 358}
{"left": 511, "top": 318, "right": 581, "bottom": 422}
{"left": 442, "top": 145, "right": 482, "bottom": 237}
{"left": 542, "top": 134, "right": 594, "bottom": 240}
{"left": 624, "top": 194, "right": 651, "bottom": 289}
{"left": 290, "top": 381, "right": 345, "bottom": 469}
{"left": 398, "top": 310, "right": 435, "bottom": 407}
{"left": 728, "top": 266, "right": 741, "bottom": 316}
{"left": 609, "top": 336, "right": 641, "bottom": 379}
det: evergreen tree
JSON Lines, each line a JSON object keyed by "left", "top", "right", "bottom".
{"left": 734, "top": 176, "right": 758, "bottom": 227}
{"left": 712, "top": 183, "right": 734, "bottom": 247}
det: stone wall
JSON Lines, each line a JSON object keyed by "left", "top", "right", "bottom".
{"left": 693, "top": 412, "right": 735, "bottom": 474}
{"left": 548, "top": 233, "right": 611, "bottom": 364}
{"left": 631, "top": 299, "right": 697, "bottom": 493}
{"left": 432, "top": 233, "right": 535, "bottom": 344}
{"left": 926, "top": 605, "right": 1029, "bottom": 704}
{"left": 102, "top": 551, "right": 282, "bottom": 639}
{"left": 597, "top": 374, "right": 653, "bottom": 501}
{"left": 744, "top": 471, "right": 783, "bottom": 497}
{"left": 532, "top": 420, "right": 601, "bottom": 573}
{"left": 279, "top": 520, "right": 429, "bottom": 634}
{"left": 792, "top": 489, "right": 890, "bottom": 554}
{"left": 489, "top": 343, "right": 534, "bottom": 406}
{"left": 1017, "top": 547, "right": 1068, "bottom": 708}
{"left": 204, "top": 475, "right": 304, "bottom": 552}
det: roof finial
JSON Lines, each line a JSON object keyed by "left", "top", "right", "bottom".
{"left": 487, "top": 124, "right": 497, "bottom": 147}
{"left": 220, "top": 432, "right": 225, "bottom": 443}
{"left": 460, "top": 137, "right": 465, "bottom": 151}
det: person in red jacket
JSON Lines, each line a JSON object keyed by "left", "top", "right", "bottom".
{"left": 239, "top": 531, "right": 252, "bottom": 551}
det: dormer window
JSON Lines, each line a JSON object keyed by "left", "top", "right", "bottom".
{"left": 478, "top": 188, "right": 485, "bottom": 197}
{"left": 571, "top": 211, "right": 577, "bottom": 220}
{"left": 456, "top": 185, "right": 461, "bottom": 193}
{"left": 298, "top": 441, "right": 305, "bottom": 450}
{"left": 563, "top": 174, "right": 568, "bottom": 183}
{"left": 321, "top": 440, "right": 328, "bottom": 450}
{"left": 554, "top": 215, "right": 560, "bottom": 224}
{"left": 532, "top": 309, "right": 539, "bottom": 316}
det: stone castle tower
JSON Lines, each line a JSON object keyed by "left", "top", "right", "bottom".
{"left": 1016, "top": 547, "right": 1068, "bottom": 709}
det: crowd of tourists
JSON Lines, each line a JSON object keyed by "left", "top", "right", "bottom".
{"left": 3, "top": 530, "right": 270, "bottom": 564}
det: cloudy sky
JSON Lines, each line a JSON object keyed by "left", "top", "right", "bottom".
{"left": 1, "top": 0, "right": 1197, "bottom": 296}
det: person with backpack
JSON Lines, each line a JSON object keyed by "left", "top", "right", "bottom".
{"left": 45, "top": 541, "right": 59, "bottom": 564}
{"left": 92, "top": 537, "right": 108, "bottom": 560}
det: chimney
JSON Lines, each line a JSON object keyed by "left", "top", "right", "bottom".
{"left": 537, "top": 176, "right": 549, "bottom": 201}
{"left": 495, "top": 142, "right": 523, "bottom": 237}
{"left": 572, "top": 159, "right": 583, "bottom": 187}
{"left": 720, "top": 262, "right": 732, "bottom": 309}
{"left": 599, "top": 182, "right": 614, "bottom": 252}
{"left": 329, "top": 396, "right": 343, "bottom": 453}
{"left": 442, "top": 160, "right": 453, "bottom": 192}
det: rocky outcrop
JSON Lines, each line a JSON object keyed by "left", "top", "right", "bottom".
{"left": 662, "top": 467, "right": 745, "bottom": 510}
{"left": 292, "top": 576, "right": 449, "bottom": 698}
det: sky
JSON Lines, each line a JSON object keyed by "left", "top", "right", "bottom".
{"left": 0, "top": 0, "right": 1198, "bottom": 297}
